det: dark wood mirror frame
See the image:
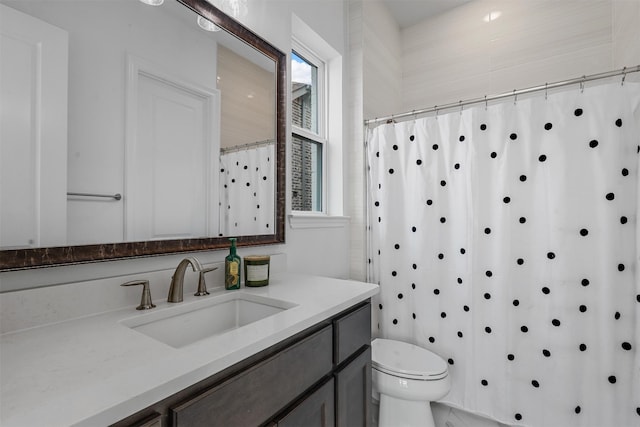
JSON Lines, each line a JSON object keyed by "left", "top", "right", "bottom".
{"left": 0, "top": 0, "right": 286, "bottom": 271}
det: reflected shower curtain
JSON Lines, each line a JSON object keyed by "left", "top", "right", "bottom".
{"left": 219, "top": 143, "right": 274, "bottom": 237}
{"left": 366, "top": 82, "right": 640, "bottom": 426}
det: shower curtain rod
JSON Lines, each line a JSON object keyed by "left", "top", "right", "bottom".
{"left": 364, "top": 64, "right": 640, "bottom": 126}
{"left": 220, "top": 139, "right": 274, "bottom": 154}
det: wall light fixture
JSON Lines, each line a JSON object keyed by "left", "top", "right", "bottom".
{"left": 197, "top": 15, "right": 220, "bottom": 31}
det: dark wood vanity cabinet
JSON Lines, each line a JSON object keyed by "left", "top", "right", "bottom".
{"left": 333, "top": 301, "right": 372, "bottom": 427}
{"left": 335, "top": 347, "right": 371, "bottom": 427}
{"left": 113, "top": 300, "right": 371, "bottom": 427}
{"left": 275, "top": 378, "right": 335, "bottom": 427}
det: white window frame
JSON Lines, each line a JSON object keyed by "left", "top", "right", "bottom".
{"left": 291, "top": 39, "right": 327, "bottom": 213}
{"left": 288, "top": 13, "right": 347, "bottom": 229}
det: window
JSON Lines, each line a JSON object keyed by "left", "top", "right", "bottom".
{"left": 291, "top": 43, "right": 325, "bottom": 212}
{"left": 289, "top": 14, "right": 344, "bottom": 222}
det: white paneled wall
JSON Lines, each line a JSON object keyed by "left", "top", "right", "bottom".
{"left": 348, "top": 0, "right": 403, "bottom": 281}
{"left": 401, "top": 0, "right": 640, "bottom": 111}
{"left": 362, "top": 0, "right": 402, "bottom": 119}
{"left": 613, "top": 0, "right": 640, "bottom": 68}
{"left": 348, "top": 0, "right": 367, "bottom": 281}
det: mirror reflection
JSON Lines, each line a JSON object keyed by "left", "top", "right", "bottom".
{"left": 0, "top": 0, "right": 276, "bottom": 251}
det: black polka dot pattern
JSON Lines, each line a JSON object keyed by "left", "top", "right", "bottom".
{"left": 366, "top": 85, "right": 639, "bottom": 425}
{"left": 219, "top": 144, "right": 274, "bottom": 236}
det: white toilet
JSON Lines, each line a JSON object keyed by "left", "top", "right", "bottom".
{"left": 372, "top": 338, "right": 451, "bottom": 427}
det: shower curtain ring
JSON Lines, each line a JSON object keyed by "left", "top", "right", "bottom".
{"left": 513, "top": 89, "right": 517, "bottom": 105}
{"left": 621, "top": 67, "right": 627, "bottom": 86}
{"left": 544, "top": 83, "right": 548, "bottom": 100}
{"left": 484, "top": 95, "right": 488, "bottom": 110}
{"left": 459, "top": 100, "right": 463, "bottom": 115}
{"left": 435, "top": 106, "right": 438, "bottom": 120}
{"left": 580, "top": 75, "right": 586, "bottom": 93}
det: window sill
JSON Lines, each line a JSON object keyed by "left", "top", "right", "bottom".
{"left": 288, "top": 213, "right": 350, "bottom": 229}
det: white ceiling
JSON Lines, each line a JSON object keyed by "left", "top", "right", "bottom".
{"left": 381, "top": 0, "right": 473, "bottom": 28}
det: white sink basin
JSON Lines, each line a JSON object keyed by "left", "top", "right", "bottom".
{"left": 121, "top": 292, "right": 296, "bottom": 348}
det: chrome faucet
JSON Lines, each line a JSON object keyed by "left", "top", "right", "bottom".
{"left": 168, "top": 257, "right": 203, "bottom": 303}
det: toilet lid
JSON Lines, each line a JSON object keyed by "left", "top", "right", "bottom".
{"left": 372, "top": 338, "right": 448, "bottom": 380}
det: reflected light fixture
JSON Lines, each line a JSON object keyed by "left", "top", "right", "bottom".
{"left": 197, "top": 15, "right": 221, "bottom": 31}
{"left": 139, "top": 0, "right": 164, "bottom": 6}
{"left": 219, "top": 0, "right": 248, "bottom": 20}
{"left": 483, "top": 11, "right": 502, "bottom": 22}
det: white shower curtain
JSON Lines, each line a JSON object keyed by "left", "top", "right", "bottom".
{"left": 367, "top": 82, "right": 640, "bottom": 426}
{"left": 219, "top": 143, "right": 275, "bottom": 237}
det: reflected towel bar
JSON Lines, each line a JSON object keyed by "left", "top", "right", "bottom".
{"left": 67, "top": 192, "right": 122, "bottom": 200}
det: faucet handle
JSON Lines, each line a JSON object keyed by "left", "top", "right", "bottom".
{"left": 195, "top": 267, "right": 218, "bottom": 296}
{"left": 121, "top": 280, "right": 156, "bottom": 310}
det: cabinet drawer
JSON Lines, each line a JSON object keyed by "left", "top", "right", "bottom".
{"left": 333, "top": 303, "right": 371, "bottom": 365}
{"left": 170, "top": 325, "right": 333, "bottom": 426}
{"left": 125, "top": 412, "right": 162, "bottom": 427}
{"left": 277, "top": 378, "right": 335, "bottom": 427}
{"left": 335, "top": 347, "right": 371, "bottom": 427}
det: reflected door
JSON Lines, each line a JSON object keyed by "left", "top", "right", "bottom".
{"left": 0, "top": 4, "right": 68, "bottom": 249}
{"left": 125, "top": 59, "right": 219, "bottom": 241}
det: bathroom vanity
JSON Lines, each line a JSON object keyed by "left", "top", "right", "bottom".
{"left": 115, "top": 299, "right": 371, "bottom": 427}
{"left": 0, "top": 273, "right": 378, "bottom": 427}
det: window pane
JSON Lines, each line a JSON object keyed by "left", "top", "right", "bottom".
{"left": 291, "top": 51, "right": 318, "bottom": 134}
{"left": 291, "top": 134, "right": 322, "bottom": 212}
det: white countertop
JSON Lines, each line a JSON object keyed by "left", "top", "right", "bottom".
{"left": 0, "top": 274, "right": 378, "bottom": 427}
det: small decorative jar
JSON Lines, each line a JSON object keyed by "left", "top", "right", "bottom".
{"left": 244, "top": 255, "right": 270, "bottom": 287}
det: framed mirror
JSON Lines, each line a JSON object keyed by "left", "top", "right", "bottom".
{"left": 0, "top": 0, "right": 286, "bottom": 270}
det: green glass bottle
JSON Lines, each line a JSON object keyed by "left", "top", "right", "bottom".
{"left": 225, "top": 238, "right": 241, "bottom": 290}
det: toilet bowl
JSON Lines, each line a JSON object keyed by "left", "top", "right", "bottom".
{"left": 372, "top": 338, "right": 451, "bottom": 427}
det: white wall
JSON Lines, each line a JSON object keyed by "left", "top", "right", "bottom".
{"left": 347, "top": 0, "right": 366, "bottom": 282}
{"left": 0, "top": 0, "right": 352, "bottom": 293}
{"left": 362, "top": 0, "right": 402, "bottom": 120}
{"left": 401, "top": 0, "right": 640, "bottom": 111}
{"left": 356, "top": 0, "right": 640, "bottom": 129}
{"left": 347, "top": 0, "right": 403, "bottom": 282}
